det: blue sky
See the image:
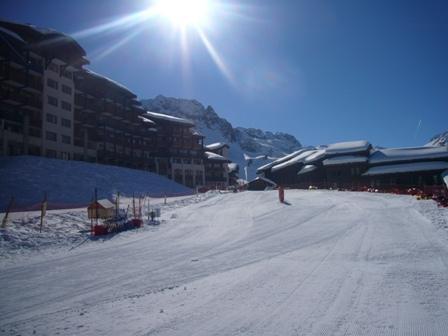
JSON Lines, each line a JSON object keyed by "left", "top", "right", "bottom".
{"left": 1, "top": 0, "right": 447, "bottom": 147}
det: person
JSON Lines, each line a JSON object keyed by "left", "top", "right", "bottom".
{"left": 278, "top": 185, "right": 285, "bottom": 203}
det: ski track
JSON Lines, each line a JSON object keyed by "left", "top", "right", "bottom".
{"left": 1, "top": 190, "right": 448, "bottom": 335}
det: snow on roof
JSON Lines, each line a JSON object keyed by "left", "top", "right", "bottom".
{"left": 84, "top": 69, "right": 135, "bottom": 97}
{"left": 271, "top": 150, "right": 316, "bottom": 172}
{"left": 95, "top": 199, "right": 115, "bottom": 209}
{"left": 369, "top": 146, "right": 448, "bottom": 164}
{"left": 323, "top": 155, "right": 368, "bottom": 166}
{"left": 138, "top": 116, "right": 156, "bottom": 125}
{"left": 228, "top": 162, "right": 239, "bottom": 173}
{"left": 192, "top": 131, "right": 203, "bottom": 137}
{"left": 442, "top": 170, "right": 448, "bottom": 189}
{"left": 205, "top": 151, "right": 229, "bottom": 161}
{"left": 206, "top": 142, "right": 228, "bottom": 150}
{"left": 0, "top": 26, "right": 25, "bottom": 42}
{"left": 325, "top": 140, "right": 371, "bottom": 154}
{"left": 297, "top": 165, "right": 318, "bottom": 175}
{"left": 250, "top": 176, "right": 277, "bottom": 187}
{"left": 146, "top": 111, "right": 194, "bottom": 126}
{"left": 256, "top": 147, "right": 314, "bottom": 172}
{"left": 363, "top": 161, "right": 448, "bottom": 176}
{"left": 304, "top": 149, "right": 327, "bottom": 163}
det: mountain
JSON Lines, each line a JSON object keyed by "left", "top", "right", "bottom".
{"left": 141, "top": 95, "right": 302, "bottom": 180}
{"left": 426, "top": 131, "right": 448, "bottom": 147}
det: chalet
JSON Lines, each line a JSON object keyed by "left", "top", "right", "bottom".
{"left": 247, "top": 176, "right": 277, "bottom": 191}
{"left": 256, "top": 140, "right": 448, "bottom": 192}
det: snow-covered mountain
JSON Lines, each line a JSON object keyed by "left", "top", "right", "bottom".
{"left": 427, "top": 131, "right": 448, "bottom": 147}
{"left": 141, "top": 95, "right": 302, "bottom": 180}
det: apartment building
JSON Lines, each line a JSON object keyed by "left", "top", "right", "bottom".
{"left": 0, "top": 20, "right": 237, "bottom": 189}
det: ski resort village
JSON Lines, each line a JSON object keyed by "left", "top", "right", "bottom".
{"left": 2, "top": 4, "right": 448, "bottom": 336}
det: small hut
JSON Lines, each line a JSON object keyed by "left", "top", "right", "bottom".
{"left": 87, "top": 199, "right": 115, "bottom": 219}
{"left": 247, "top": 176, "right": 277, "bottom": 191}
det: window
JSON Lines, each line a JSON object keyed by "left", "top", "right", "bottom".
{"left": 61, "top": 101, "right": 72, "bottom": 111}
{"left": 46, "top": 149, "right": 57, "bottom": 158}
{"left": 62, "top": 70, "right": 72, "bottom": 79}
{"left": 46, "top": 131, "right": 57, "bottom": 142}
{"left": 61, "top": 135, "right": 71, "bottom": 144}
{"left": 47, "top": 78, "right": 58, "bottom": 90}
{"left": 61, "top": 152, "right": 70, "bottom": 160}
{"left": 61, "top": 118, "right": 71, "bottom": 128}
{"left": 62, "top": 85, "right": 72, "bottom": 95}
{"left": 48, "top": 63, "right": 58, "bottom": 73}
{"left": 46, "top": 113, "right": 57, "bottom": 124}
{"left": 47, "top": 95, "right": 58, "bottom": 107}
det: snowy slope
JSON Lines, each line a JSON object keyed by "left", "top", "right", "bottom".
{"left": 0, "top": 156, "right": 192, "bottom": 210}
{"left": 1, "top": 190, "right": 448, "bottom": 335}
{"left": 427, "top": 130, "right": 448, "bottom": 147}
{"left": 141, "top": 95, "right": 302, "bottom": 179}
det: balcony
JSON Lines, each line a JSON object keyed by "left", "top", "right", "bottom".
{"left": 0, "top": 66, "right": 43, "bottom": 93}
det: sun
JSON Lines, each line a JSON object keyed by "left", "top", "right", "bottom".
{"left": 154, "top": 0, "right": 211, "bottom": 28}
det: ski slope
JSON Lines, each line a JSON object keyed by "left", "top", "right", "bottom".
{"left": 1, "top": 190, "right": 448, "bottom": 335}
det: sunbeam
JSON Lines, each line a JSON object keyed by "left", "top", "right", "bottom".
{"left": 196, "top": 27, "right": 235, "bottom": 86}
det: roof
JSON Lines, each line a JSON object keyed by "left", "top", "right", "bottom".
{"left": 204, "top": 151, "right": 229, "bottom": 161}
{"left": 297, "top": 165, "right": 318, "bottom": 175}
{"left": 228, "top": 162, "right": 239, "bottom": 173}
{"left": 83, "top": 69, "right": 136, "bottom": 98}
{"left": 145, "top": 111, "right": 195, "bottom": 126}
{"left": 363, "top": 161, "right": 448, "bottom": 176}
{"left": 271, "top": 149, "right": 316, "bottom": 172}
{"left": 304, "top": 149, "right": 327, "bottom": 163}
{"left": 249, "top": 176, "right": 277, "bottom": 187}
{"left": 90, "top": 199, "right": 115, "bottom": 209}
{"left": 369, "top": 146, "right": 448, "bottom": 164}
{"left": 323, "top": 155, "right": 368, "bottom": 166}
{"left": 325, "top": 140, "right": 371, "bottom": 154}
{"left": 206, "top": 142, "right": 229, "bottom": 150}
{"left": 0, "top": 20, "right": 88, "bottom": 66}
{"left": 256, "top": 147, "right": 314, "bottom": 173}
{"left": 138, "top": 116, "right": 156, "bottom": 125}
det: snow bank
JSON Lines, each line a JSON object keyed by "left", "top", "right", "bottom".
{"left": 0, "top": 156, "right": 193, "bottom": 210}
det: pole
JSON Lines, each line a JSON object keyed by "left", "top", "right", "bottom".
{"left": 40, "top": 192, "right": 47, "bottom": 233}
{"left": 1, "top": 197, "right": 14, "bottom": 229}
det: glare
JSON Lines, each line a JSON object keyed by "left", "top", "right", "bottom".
{"left": 154, "top": 0, "right": 211, "bottom": 28}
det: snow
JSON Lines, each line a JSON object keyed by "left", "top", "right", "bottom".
{"left": 94, "top": 199, "right": 114, "bottom": 209}
{"left": 227, "top": 162, "right": 238, "bottom": 173}
{"left": 363, "top": 161, "right": 448, "bottom": 176}
{"left": 83, "top": 69, "right": 135, "bottom": 97}
{"left": 297, "top": 164, "right": 317, "bottom": 175}
{"left": 0, "top": 26, "right": 25, "bottom": 42}
{"left": 271, "top": 149, "right": 316, "bottom": 172}
{"left": 138, "top": 115, "right": 156, "bottom": 125}
{"left": 146, "top": 111, "right": 195, "bottom": 126}
{"left": 325, "top": 140, "right": 371, "bottom": 154}
{"left": 370, "top": 146, "right": 448, "bottom": 164}
{"left": 204, "top": 151, "right": 228, "bottom": 161}
{"left": 2, "top": 190, "right": 448, "bottom": 335}
{"left": 259, "top": 147, "right": 313, "bottom": 173}
{"left": 0, "top": 156, "right": 192, "bottom": 210}
{"left": 304, "top": 148, "right": 327, "bottom": 163}
{"left": 323, "top": 155, "right": 368, "bottom": 166}
{"left": 205, "top": 142, "right": 227, "bottom": 151}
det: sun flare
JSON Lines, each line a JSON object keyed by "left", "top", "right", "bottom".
{"left": 154, "top": 0, "right": 211, "bottom": 28}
